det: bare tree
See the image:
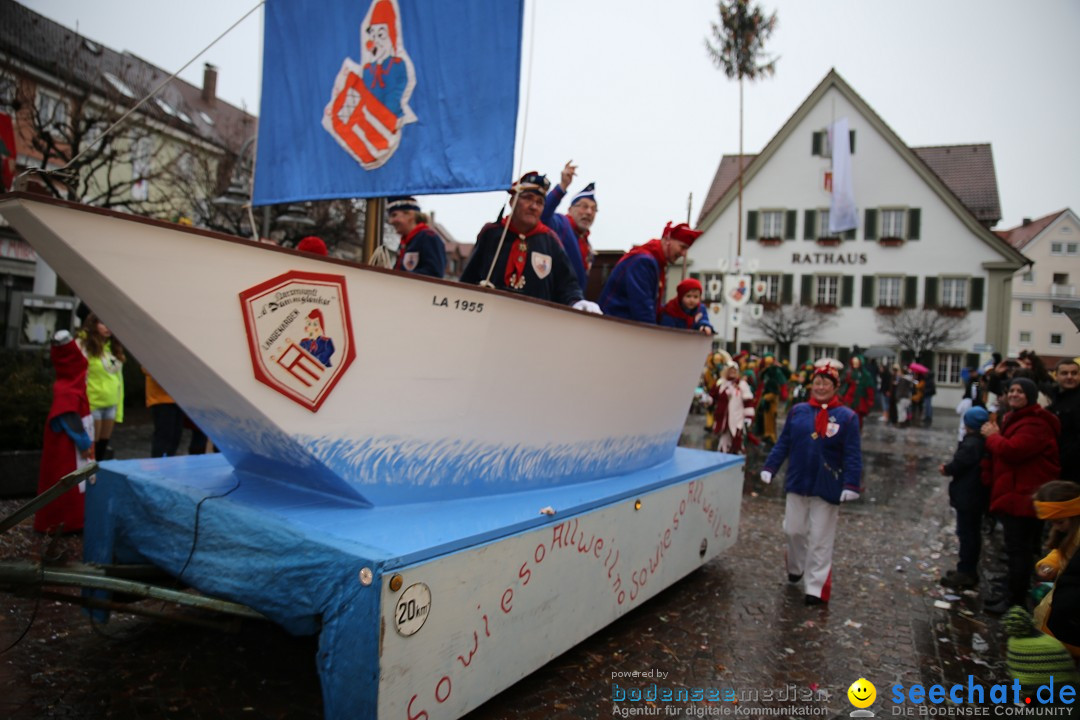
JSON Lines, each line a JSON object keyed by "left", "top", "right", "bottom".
{"left": 875, "top": 309, "right": 972, "bottom": 361}
{"left": 749, "top": 305, "right": 835, "bottom": 360}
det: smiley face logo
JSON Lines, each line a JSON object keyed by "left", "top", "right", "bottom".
{"left": 847, "top": 678, "right": 877, "bottom": 708}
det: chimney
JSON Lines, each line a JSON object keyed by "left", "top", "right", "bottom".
{"left": 202, "top": 63, "right": 218, "bottom": 106}
{"left": 1022, "top": 218, "right": 1032, "bottom": 226}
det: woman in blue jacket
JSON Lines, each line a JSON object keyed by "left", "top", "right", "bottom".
{"left": 760, "top": 359, "right": 863, "bottom": 606}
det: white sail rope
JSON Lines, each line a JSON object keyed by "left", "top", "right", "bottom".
{"left": 480, "top": 0, "right": 538, "bottom": 289}
{"left": 23, "top": 1, "right": 264, "bottom": 182}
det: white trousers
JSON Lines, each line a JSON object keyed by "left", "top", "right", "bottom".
{"left": 784, "top": 493, "right": 839, "bottom": 601}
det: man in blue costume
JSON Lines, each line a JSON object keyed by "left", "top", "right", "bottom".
{"left": 542, "top": 161, "right": 596, "bottom": 291}
{"left": 598, "top": 222, "right": 701, "bottom": 323}
{"left": 387, "top": 196, "right": 446, "bottom": 278}
{"left": 460, "top": 172, "right": 601, "bottom": 313}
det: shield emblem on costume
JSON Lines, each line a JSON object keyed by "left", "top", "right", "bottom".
{"left": 725, "top": 274, "right": 752, "bottom": 307}
{"left": 531, "top": 252, "right": 552, "bottom": 279}
{"left": 402, "top": 251, "right": 419, "bottom": 272}
{"left": 240, "top": 271, "right": 356, "bottom": 412}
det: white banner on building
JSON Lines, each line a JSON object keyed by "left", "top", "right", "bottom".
{"left": 828, "top": 117, "right": 857, "bottom": 234}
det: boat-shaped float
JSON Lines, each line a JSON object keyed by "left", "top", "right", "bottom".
{"left": 0, "top": 193, "right": 744, "bottom": 719}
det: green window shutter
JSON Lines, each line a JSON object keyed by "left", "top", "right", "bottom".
{"left": 812, "top": 131, "right": 822, "bottom": 156}
{"left": 844, "top": 227, "right": 856, "bottom": 240}
{"left": 900, "top": 349, "right": 915, "bottom": 366}
{"left": 965, "top": 353, "right": 980, "bottom": 371}
{"left": 837, "top": 347, "right": 850, "bottom": 366}
{"left": 924, "top": 277, "right": 939, "bottom": 309}
{"left": 861, "top": 275, "right": 875, "bottom": 307}
{"left": 801, "top": 275, "right": 813, "bottom": 306}
{"left": 841, "top": 275, "right": 855, "bottom": 307}
{"left": 785, "top": 209, "right": 797, "bottom": 240}
{"left": 804, "top": 210, "right": 816, "bottom": 240}
{"left": 747, "top": 210, "right": 758, "bottom": 240}
{"left": 781, "top": 274, "right": 794, "bottom": 304}
{"left": 849, "top": 130, "right": 856, "bottom": 154}
{"left": 740, "top": 342, "right": 752, "bottom": 353}
{"left": 904, "top": 276, "right": 918, "bottom": 308}
{"left": 797, "top": 345, "right": 810, "bottom": 367}
{"left": 969, "top": 277, "right": 985, "bottom": 311}
{"left": 865, "top": 209, "right": 878, "bottom": 240}
{"left": 923, "top": 351, "right": 936, "bottom": 376}
{"left": 908, "top": 208, "right": 921, "bottom": 240}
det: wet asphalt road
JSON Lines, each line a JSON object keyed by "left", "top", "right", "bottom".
{"left": 1, "top": 407, "right": 1017, "bottom": 719}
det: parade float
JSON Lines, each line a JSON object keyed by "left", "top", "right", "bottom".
{"left": 0, "top": 1, "right": 744, "bottom": 717}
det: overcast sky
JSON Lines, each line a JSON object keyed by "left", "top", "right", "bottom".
{"left": 27, "top": 0, "right": 1080, "bottom": 251}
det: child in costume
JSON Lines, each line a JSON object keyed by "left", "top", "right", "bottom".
{"left": 658, "top": 278, "right": 714, "bottom": 335}
{"left": 710, "top": 354, "right": 755, "bottom": 454}
{"left": 1032, "top": 481, "right": 1080, "bottom": 658}
{"left": 938, "top": 406, "right": 989, "bottom": 590}
{"left": 34, "top": 330, "right": 93, "bottom": 533}
{"left": 839, "top": 355, "right": 875, "bottom": 429}
{"left": 79, "top": 312, "right": 124, "bottom": 461}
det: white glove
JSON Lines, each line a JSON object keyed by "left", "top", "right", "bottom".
{"left": 572, "top": 299, "right": 603, "bottom": 314}
{"left": 840, "top": 490, "right": 860, "bottom": 503}
{"left": 760, "top": 471, "right": 772, "bottom": 484}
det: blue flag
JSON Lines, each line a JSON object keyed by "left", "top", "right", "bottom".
{"left": 254, "top": 0, "right": 523, "bottom": 205}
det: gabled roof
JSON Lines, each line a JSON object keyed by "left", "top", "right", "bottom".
{"left": 910, "top": 144, "right": 1000, "bottom": 227}
{"left": 0, "top": 0, "right": 255, "bottom": 151}
{"left": 996, "top": 209, "right": 1069, "bottom": 251}
{"left": 695, "top": 69, "right": 1027, "bottom": 268}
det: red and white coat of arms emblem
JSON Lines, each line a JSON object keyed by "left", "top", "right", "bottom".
{"left": 322, "top": 0, "right": 417, "bottom": 170}
{"left": 239, "top": 271, "right": 356, "bottom": 412}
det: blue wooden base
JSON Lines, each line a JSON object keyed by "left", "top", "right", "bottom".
{"left": 84, "top": 449, "right": 744, "bottom": 719}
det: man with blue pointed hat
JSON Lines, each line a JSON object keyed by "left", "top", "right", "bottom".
{"left": 541, "top": 160, "right": 596, "bottom": 290}
{"left": 460, "top": 171, "right": 600, "bottom": 312}
{"left": 387, "top": 196, "right": 446, "bottom": 278}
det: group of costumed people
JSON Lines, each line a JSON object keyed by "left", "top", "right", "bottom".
{"left": 699, "top": 351, "right": 879, "bottom": 454}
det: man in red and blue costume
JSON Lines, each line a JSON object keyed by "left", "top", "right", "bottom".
{"left": 598, "top": 222, "right": 701, "bottom": 323}
{"left": 387, "top": 196, "right": 446, "bottom": 278}
{"left": 35, "top": 330, "right": 93, "bottom": 533}
{"left": 460, "top": 171, "right": 600, "bottom": 313}
{"left": 541, "top": 161, "right": 596, "bottom": 291}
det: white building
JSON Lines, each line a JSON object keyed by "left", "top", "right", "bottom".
{"left": 683, "top": 70, "right": 1029, "bottom": 408}
{"left": 1000, "top": 209, "right": 1080, "bottom": 362}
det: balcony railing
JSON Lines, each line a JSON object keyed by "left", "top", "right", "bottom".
{"left": 1051, "top": 284, "right": 1076, "bottom": 298}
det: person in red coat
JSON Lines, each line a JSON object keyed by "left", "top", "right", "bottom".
{"left": 34, "top": 330, "right": 94, "bottom": 533}
{"left": 981, "top": 377, "right": 1061, "bottom": 613}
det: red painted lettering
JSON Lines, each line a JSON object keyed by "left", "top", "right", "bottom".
{"left": 518, "top": 561, "right": 531, "bottom": 586}
{"left": 435, "top": 676, "right": 452, "bottom": 703}
{"left": 534, "top": 543, "right": 546, "bottom": 564}
{"left": 594, "top": 537, "right": 604, "bottom": 558}
{"left": 501, "top": 588, "right": 513, "bottom": 614}
{"left": 407, "top": 694, "right": 428, "bottom": 720}
{"left": 607, "top": 549, "right": 619, "bottom": 578}
{"left": 456, "top": 631, "right": 479, "bottom": 667}
{"left": 551, "top": 523, "right": 566, "bottom": 550}
{"left": 663, "top": 528, "right": 671, "bottom": 548}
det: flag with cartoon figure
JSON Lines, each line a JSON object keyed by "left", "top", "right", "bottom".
{"left": 255, "top": 0, "right": 524, "bottom": 204}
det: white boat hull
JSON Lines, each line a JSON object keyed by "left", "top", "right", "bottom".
{"left": 0, "top": 196, "right": 710, "bottom": 505}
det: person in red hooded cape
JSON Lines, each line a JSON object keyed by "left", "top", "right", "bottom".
{"left": 659, "top": 277, "right": 715, "bottom": 334}
{"left": 34, "top": 330, "right": 94, "bottom": 533}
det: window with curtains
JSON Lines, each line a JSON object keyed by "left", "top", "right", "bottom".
{"left": 877, "top": 276, "right": 902, "bottom": 307}
{"left": 880, "top": 209, "right": 905, "bottom": 238}
{"left": 936, "top": 353, "right": 962, "bottom": 385}
{"left": 759, "top": 273, "right": 782, "bottom": 304}
{"left": 816, "top": 275, "right": 839, "bottom": 306}
{"left": 941, "top": 277, "right": 967, "bottom": 308}
{"left": 761, "top": 211, "right": 784, "bottom": 238}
